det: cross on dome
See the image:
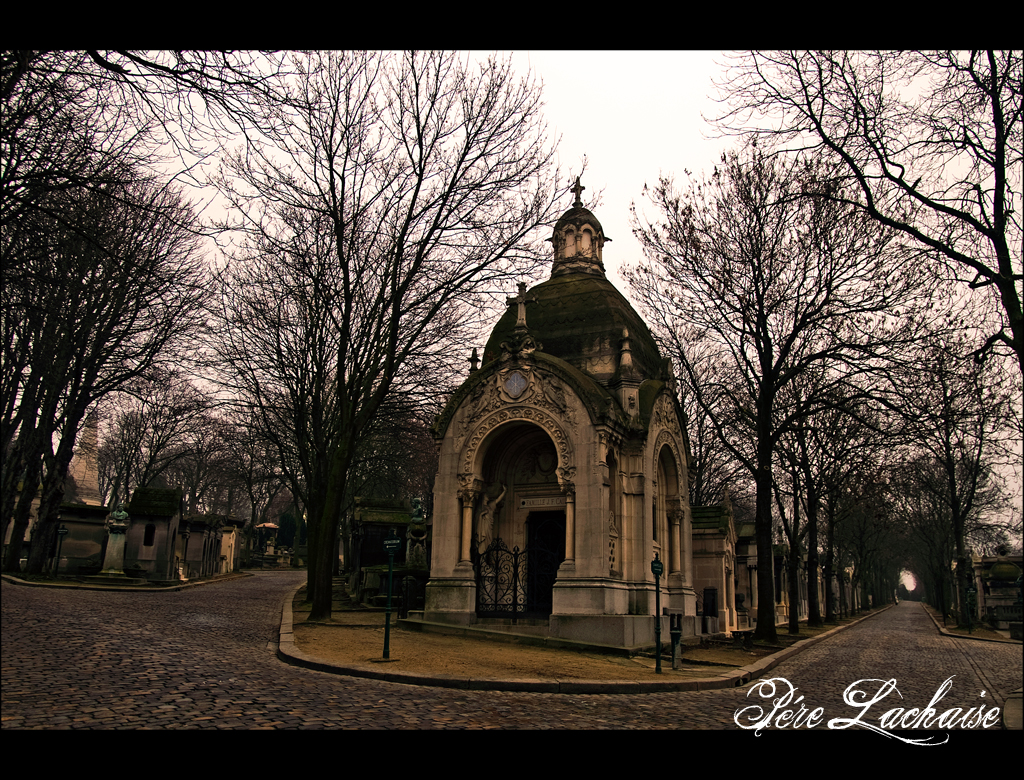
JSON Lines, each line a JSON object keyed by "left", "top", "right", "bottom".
{"left": 507, "top": 281, "right": 537, "bottom": 334}
{"left": 572, "top": 177, "right": 585, "bottom": 208}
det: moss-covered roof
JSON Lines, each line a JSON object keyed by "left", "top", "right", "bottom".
{"left": 128, "top": 487, "right": 182, "bottom": 517}
{"left": 987, "top": 560, "right": 1021, "bottom": 583}
{"left": 184, "top": 513, "right": 244, "bottom": 527}
{"left": 482, "top": 272, "right": 662, "bottom": 385}
{"left": 691, "top": 505, "right": 730, "bottom": 533}
{"left": 354, "top": 497, "right": 412, "bottom": 525}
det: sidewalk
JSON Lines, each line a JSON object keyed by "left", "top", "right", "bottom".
{"left": 276, "top": 580, "right": 890, "bottom": 694}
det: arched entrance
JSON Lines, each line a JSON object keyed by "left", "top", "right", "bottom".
{"left": 471, "top": 421, "right": 566, "bottom": 619}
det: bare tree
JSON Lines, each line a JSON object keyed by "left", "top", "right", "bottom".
{"left": 1, "top": 170, "right": 208, "bottom": 573}
{"left": 96, "top": 369, "right": 213, "bottom": 509}
{"left": 2, "top": 50, "right": 282, "bottom": 225}
{"left": 158, "top": 412, "right": 237, "bottom": 516}
{"left": 626, "top": 143, "right": 927, "bottom": 641}
{"left": 211, "top": 51, "right": 562, "bottom": 618}
{"left": 715, "top": 50, "right": 1023, "bottom": 375}
{"left": 2, "top": 49, "right": 257, "bottom": 571}
{"left": 896, "top": 331, "right": 1016, "bottom": 623}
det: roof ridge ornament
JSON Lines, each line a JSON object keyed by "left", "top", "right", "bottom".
{"left": 572, "top": 176, "right": 585, "bottom": 209}
{"left": 507, "top": 281, "right": 537, "bottom": 335}
{"left": 500, "top": 281, "right": 542, "bottom": 361}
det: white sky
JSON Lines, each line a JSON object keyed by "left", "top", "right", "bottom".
{"left": 495, "top": 50, "right": 733, "bottom": 289}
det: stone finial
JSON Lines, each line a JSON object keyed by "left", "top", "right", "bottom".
{"left": 507, "top": 281, "right": 538, "bottom": 335}
{"left": 469, "top": 347, "right": 480, "bottom": 373}
{"left": 572, "top": 177, "right": 585, "bottom": 208}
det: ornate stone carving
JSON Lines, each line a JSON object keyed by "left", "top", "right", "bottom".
{"left": 457, "top": 473, "right": 481, "bottom": 503}
{"left": 557, "top": 466, "right": 576, "bottom": 493}
{"left": 653, "top": 394, "right": 679, "bottom": 434}
{"left": 608, "top": 510, "right": 619, "bottom": 575}
{"left": 497, "top": 364, "right": 535, "bottom": 403}
{"left": 533, "top": 370, "right": 577, "bottom": 432}
{"left": 517, "top": 442, "right": 558, "bottom": 482}
{"left": 460, "top": 407, "right": 573, "bottom": 477}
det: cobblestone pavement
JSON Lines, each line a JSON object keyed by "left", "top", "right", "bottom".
{"left": 2, "top": 574, "right": 1019, "bottom": 732}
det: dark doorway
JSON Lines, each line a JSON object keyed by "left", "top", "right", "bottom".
{"left": 525, "top": 510, "right": 565, "bottom": 615}
{"left": 472, "top": 509, "right": 566, "bottom": 620}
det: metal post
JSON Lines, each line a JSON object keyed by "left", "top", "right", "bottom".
{"left": 383, "top": 528, "right": 401, "bottom": 660}
{"left": 670, "top": 613, "right": 682, "bottom": 670}
{"left": 53, "top": 524, "right": 69, "bottom": 577}
{"left": 651, "top": 553, "right": 664, "bottom": 674}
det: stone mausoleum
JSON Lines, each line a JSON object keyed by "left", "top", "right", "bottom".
{"left": 423, "top": 181, "right": 699, "bottom": 647}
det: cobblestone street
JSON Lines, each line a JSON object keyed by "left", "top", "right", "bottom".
{"left": 2, "top": 573, "right": 1019, "bottom": 731}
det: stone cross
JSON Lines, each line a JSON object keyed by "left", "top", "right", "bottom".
{"left": 572, "top": 177, "right": 585, "bottom": 208}
{"left": 507, "top": 281, "right": 537, "bottom": 334}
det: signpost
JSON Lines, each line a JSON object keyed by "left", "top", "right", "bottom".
{"left": 651, "top": 553, "right": 664, "bottom": 674}
{"left": 382, "top": 528, "right": 402, "bottom": 659}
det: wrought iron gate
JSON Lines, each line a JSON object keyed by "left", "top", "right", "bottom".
{"left": 472, "top": 530, "right": 563, "bottom": 620}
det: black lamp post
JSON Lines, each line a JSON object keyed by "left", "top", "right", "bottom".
{"left": 651, "top": 553, "right": 664, "bottom": 674}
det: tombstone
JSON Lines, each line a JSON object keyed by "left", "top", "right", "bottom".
{"left": 79, "top": 504, "right": 147, "bottom": 586}
{"left": 690, "top": 497, "right": 739, "bottom": 632}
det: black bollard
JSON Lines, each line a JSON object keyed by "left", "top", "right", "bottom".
{"left": 670, "top": 614, "right": 682, "bottom": 670}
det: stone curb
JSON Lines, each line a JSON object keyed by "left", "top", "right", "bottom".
{"left": 1003, "top": 690, "right": 1023, "bottom": 731}
{"left": 920, "top": 602, "right": 1023, "bottom": 646}
{"left": 919, "top": 601, "right": 1022, "bottom": 730}
{"left": 275, "top": 584, "right": 890, "bottom": 695}
{"left": 0, "top": 570, "right": 254, "bottom": 593}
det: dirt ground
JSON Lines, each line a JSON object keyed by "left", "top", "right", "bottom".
{"left": 290, "top": 596, "right": 803, "bottom": 681}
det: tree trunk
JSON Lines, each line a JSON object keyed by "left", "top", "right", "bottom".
{"left": 787, "top": 546, "right": 801, "bottom": 634}
{"left": 3, "top": 455, "right": 42, "bottom": 572}
{"left": 308, "top": 437, "right": 354, "bottom": 621}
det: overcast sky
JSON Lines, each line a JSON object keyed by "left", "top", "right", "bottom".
{"left": 488, "top": 51, "right": 1022, "bottom": 536}
{"left": 493, "top": 51, "right": 734, "bottom": 288}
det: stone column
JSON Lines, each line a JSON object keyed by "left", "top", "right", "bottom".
{"left": 458, "top": 487, "right": 478, "bottom": 563}
{"left": 668, "top": 504, "right": 683, "bottom": 575}
{"left": 682, "top": 509, "right": 693, "bottom": 586}
{"left": 726, "top": 563, "right": 735, "bottom": 631}
{"left": 563, "top": 483, "right": 576, "bottom": 562}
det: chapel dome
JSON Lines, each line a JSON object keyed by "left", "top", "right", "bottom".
{"left": 553, "top": 202, "right": 605, "bottom": 238}
{"left": 547, "top": 177, "right": 609, "bottom": 278}
{"left": 482, "top": 179, "right": 666, "bottom": 386}
{"left": 482, "top": 272, "right": 663, "bottom": 386}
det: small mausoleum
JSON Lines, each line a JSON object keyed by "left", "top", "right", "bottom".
{"left": 423, "top": 180, "right": 700, "bottom": 647}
